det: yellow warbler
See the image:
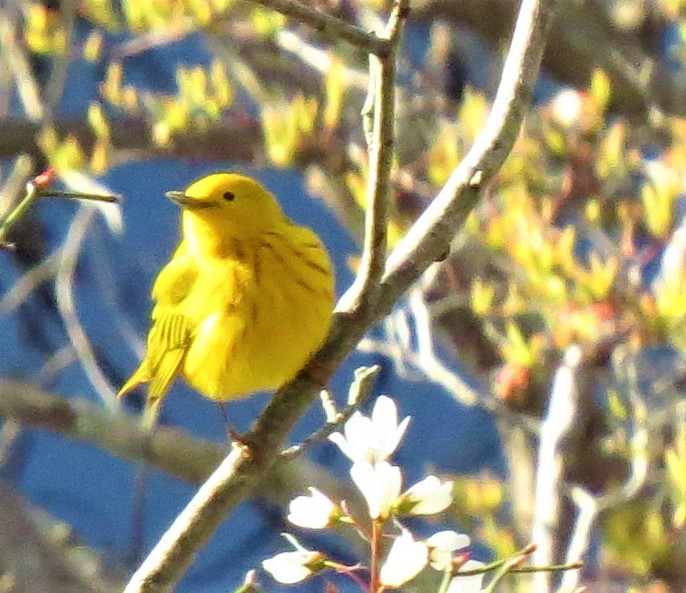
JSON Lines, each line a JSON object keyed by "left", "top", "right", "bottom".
{"left": 118, "top": 173, "right": 335, "bottom": 427}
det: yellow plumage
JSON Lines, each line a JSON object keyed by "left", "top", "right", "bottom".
{"left": 118, "top": 173, "right": 334, "bottom": 428}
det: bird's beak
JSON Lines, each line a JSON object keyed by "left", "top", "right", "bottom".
{"left": 165, "top": 191, "right": 216, "bottom": 210}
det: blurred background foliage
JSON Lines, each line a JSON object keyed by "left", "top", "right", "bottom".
{"left": 1, "top": 0, "right": 686, "bottom": 592}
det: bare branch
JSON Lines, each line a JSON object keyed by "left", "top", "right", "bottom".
{"left": 379, "top": 0, "right": 559, "bottom": 305}
{"left": 249, "top": 0, "right": 388, "bottom": 55}
{"left": 0, "top": 7, "right": 43, "bottom": 121}
{"left": 0, "top": 481, "right": 126, "bottom": 593}
{"left": 530, "top": 346, "right": 584, "bottom": 593}
{"left": 0, "top": 380, "right": 362, "bottom": 520}
{"left": 556, "top": 349, "right": 651, "bottom": 593}
{"left": 339, "top": 0, "right": 408, "bottom": 312}
{"left": 56, "top": 208, "right": 120, "bottom": 411}
{"left": 0, "top": 117, "right": 264, "bottom": 164}
{"left": 0, "top": 247, "right": 62, "bottom": 316}
{"left": 281, "top": 364, "right": 379, "bottom": 459}
{"left": 0, "top": 380, "right": 223, "bottom": 484}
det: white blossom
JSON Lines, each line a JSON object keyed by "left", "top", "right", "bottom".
{"left": 288, "top": 488, "right": 338, "bottom": 529}
{"left": 350, "top": 460, "right": 402, "bottom": 519}
{"left": 262, "top": 550, "right": 322, "bottom": 584}
{"left": 379, "top": 529, "right": 428, "bottom": 588}
{"left": 425, "top": 531, "right": 471, "bottom": 571}
{"left": 398, "top": 476, "right": 454, "bottom": 515}
{"left": 329, "top": 396, "right": 410, "bottom": 463}
{"left": 446, "top": 560, "right": 486, "bottom": 593}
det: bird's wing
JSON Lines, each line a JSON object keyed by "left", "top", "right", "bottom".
{"left": 118, "top": 257, "right": 198, "bottom": 428}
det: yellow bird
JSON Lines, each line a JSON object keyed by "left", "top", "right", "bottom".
{"left": 118, "top": 173, "right": 335, "bottom": 428}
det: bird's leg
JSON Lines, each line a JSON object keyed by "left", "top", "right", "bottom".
{"left": 217, "top": 402, "right": 249, "bottom": 446}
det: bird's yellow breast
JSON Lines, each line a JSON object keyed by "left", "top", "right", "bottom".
{"left": 179, "top": 223, "right": 334, "bottom": 401}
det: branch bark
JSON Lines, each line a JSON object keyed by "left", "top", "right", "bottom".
{"left": 249, "top": 0, "right": 389, "bottom": 55}
{"left": 0, "top": 380, "right": 364, "bottom": 514}
{"left": 0, "top": 380, "right": 223, "bottom": 484}
{"left": 339, "top": 0, "right": 407, "bottom": 312}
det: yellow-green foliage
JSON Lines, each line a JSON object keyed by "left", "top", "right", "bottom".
{"left": 451, "top": 474, "right": 517, "bottom": 561}
{"left": 261, "top": 94, "right": 319, "bottom": 167}
{"left": 100, "top": 59, "right": 233, "bottom": 148}
{"left": 603, "top": 502, "right": 679, "bottom": 577}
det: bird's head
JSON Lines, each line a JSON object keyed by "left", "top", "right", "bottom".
{"left": 166, "top": 173, "right": 284, "bottom": 242}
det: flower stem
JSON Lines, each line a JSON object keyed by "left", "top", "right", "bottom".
{"left": 437, "top": 570, "right": 453, "bottom": 593}
{"left": 370, "top": 519, "right": 382, "bottom": 593}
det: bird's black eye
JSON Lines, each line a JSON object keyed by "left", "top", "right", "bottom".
{"left": 223, "top": 191, "right": 235, "bottom": 202}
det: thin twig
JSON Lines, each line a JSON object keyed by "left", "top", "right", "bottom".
{"left": 483, "top": 554, "right": 528, "bottom": 593}
{"left": 56, "top": 207, "right": 119, "bottom": 411}
{"left": 123, "top": 0, "right": 559, "bottom": 590}
{"left": 42, "top": 0, "right": 76, "bottom": 115}
{"left": 0, "top": 179, "right": 43, "bottom": 245}
{"left": 249, "top": 0, "right": 388, "bottom": 55}
{"left": 0, "top": 154, "right": 33, "bottom": 219}
{"left": 0, "top": 7, "right": 43, "bottom": 121}
{"left": 37, "top": 189, "right": 119, "bottom": 202}
{"left": 0, "top": 247, "right": 63, "bottom": 317}
{"left": 0, "top": 170, "right": 121, "bottom": 246}
{"left": 281, "top": 365, "right": 380, "bottom": 459}
{"left": 36, "top": 345, "right": 77, "bottom": 384}
{"left": 276, "top": 29, "right": 368, "bottom": 88}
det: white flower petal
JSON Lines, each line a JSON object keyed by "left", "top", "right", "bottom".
{"left": 400, "top": 476, "right": 453, "bottom": 515}
{"left": 380, "top": 529, "right": 429, "bottom": 588}
{"left": 288, "top": 488, "right": 337, "bottom": 529}
{"left": 427, "top": 530, "right": 470, "bottom": 552}
{"left": 372, "top": 396, "right": 398, "bottom": 443}
{"left": 446, "top": 560, "right": 486, "bottom": 593}
{"left": 330, "top": 412, "right": 373, "bottom": 461}
{"left": 350, "top": 461, "right": 402, "bottom": 519}
{"left": 329, "top": 397, "right": 410, "bottom": 464}
{"left": 328, "top": 431, "right": 353, "bottom": 458}
{"left": 371, "top": 396, "right": 410, "bottom": 461}
{"left": 262, "top": 550, "right": 320, "bottom": 584}
{"left": 390, "top": 416, "right": 411, "bottom": 453}
{"left": 426, "top": 531, "right": 470, "bottom": 571}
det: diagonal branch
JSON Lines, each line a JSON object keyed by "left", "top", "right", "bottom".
{"left": 380, "top": 0, "right": 558, "bottom": 303}
{"left": 123, "top": 0, "right": 559, "bottom": 591}
{"left": 0, "top": 380, "right": 223, "bottom": 484}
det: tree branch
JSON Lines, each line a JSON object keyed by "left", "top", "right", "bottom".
{"left": 530, "top": 346, "right": 584, "bottom": 593}
{"left": 380, "top": 0, "right": 558, "bottom": 303}
{"left": 0, "top": 117, "right": 264, "bottom": 164}
{"left": 338, "top": 0, "right": 408, "bottom": 312}
{"left": 281, "top": 364, "right": 379, "bottom": 459}
{"left": 249, "top": 0, "right": 388, "bottom": 55}
{"left": 0, "top": 379, "right": 368, "bottom": 518}
{"left": 0, "top": 380, "right": 223, "bottom": 484}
